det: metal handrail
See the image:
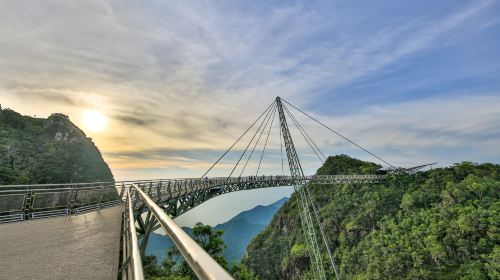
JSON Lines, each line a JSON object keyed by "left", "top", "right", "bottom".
{"left": 126, "top": 188, "right": 144, "bottom": 280}
{"left": 132, "top": 185, "right": 234, "bottom": 280}
{"left": 0, "top": 174, "right": 386, "bottom": 219}
{"left": 0, "top": 174, "right": 386, "bottom": 199}
{"left": 0, "top": 174, "right": 386, "bottom": 189}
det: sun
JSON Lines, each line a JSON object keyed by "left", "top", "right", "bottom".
{"left": 82, "top": 110, "right": 108, "bottom": 133}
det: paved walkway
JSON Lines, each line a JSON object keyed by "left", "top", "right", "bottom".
{"left": 0, "top": 206, "right": 123, "bottom": 280}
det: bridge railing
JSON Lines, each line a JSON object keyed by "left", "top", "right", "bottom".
{"left": 0, "top": 179, "right": 176, "bottom": 223}
{"left": 129, "top": 184, "right": 234, "bottom": 280}
{"left": 310, "top": 174, "right": 386, "bottom": 184}
{"left": 0, "top": 174, "right": 386, "bottom": 223}
{"left": 128, "top": 175, "right": 385, "bottom": 199}
{"left": 120, "top": 187, "right": 144, "bottom": 280}
{"left": 0, "top": 181, "right": 125, "bottom": 222}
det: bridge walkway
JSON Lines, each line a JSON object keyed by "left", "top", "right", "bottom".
{"left": 0, "top": 205, "right": 123, "bottom": 280}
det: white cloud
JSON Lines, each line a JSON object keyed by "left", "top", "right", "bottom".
{"left": 291, "top": 93, "right": 500, "bottom": 168}
{"left": 0, "top": 0, "right": 497, "bottom": 178}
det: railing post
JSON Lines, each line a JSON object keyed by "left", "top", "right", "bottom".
{"left": 23, "top": 186, "right": 33, "bottom": 220}
{"left": 119, "top": 183, "right": 126, "bottom": 199}
{"left": 69, "top": 185, "right": 77, "bottom": 214}
{"left": 148, "top": 182, "right": 153, "bottom": 197}
{"left": 156, "top": 182, "right": 162, "bottom": 200}
{"left": 98, "top": 184, "right": 104, "bottom": 209}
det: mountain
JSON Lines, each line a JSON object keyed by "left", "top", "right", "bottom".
{"left": 0, "top": 106, "right": 114, "bottom": 184}
{"left": 242, "top": 155, "right": 499, "bottom": 280}
{"left": 146, "top": 227, "right": 192, "bottom": 263}
{"left": 146, "top": 197, "right": 289, "bottom": 264}
{"left": 215, "top": 197, "right": 288, "bottom": 262}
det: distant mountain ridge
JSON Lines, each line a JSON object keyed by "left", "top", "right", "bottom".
{"left": 215, "top": 197, "right": 288, "bottom": 262}
{"left": 146, "top": 197, "right": 288, "bottom": 263}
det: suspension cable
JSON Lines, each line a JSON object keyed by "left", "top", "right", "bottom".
{"left": 286, "top": 116, "right": 341, "bottom": 279}
{"left": 283, "top": 104, "right": 325, "bottom": 163}
{"left": 305, "top": 184, "right": 341, "bottom": 280}
{"left": 201, "top": 101, "right": 275, "bottom": 178}
{"left": 284, "top": 104, "right": 327, "bottom": 161}
{"left": 238, "top": 103, "right": 276, "bottom": 177}
{"left": 256, "top": 104, "right": 277, "bottom": 176}
{"left": 228, "top": 102, "right": 276, "bottom": 178}
{"left": 282, "top": 101, "right": 341, "bottom": 279}
{"left": 282, "top": 98, "right": 397, "bottom": 169}
{"left": 284, "top": 105, "right": 340, "bottom": 278}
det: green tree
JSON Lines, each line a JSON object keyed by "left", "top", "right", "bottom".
{"left": 231, "top": 263, "right": 259, "bottom": 280}
{"left": 0, "top": 108, "right": 114, "bottom": 184}
{"left": 144, "top": 222, "right": 258, "bottom": 280}
{"left": 242, "top": 157, "right": 500, "bottom": 280}
{"left": 175, "top": 222, "right": 228, "bottom": 278}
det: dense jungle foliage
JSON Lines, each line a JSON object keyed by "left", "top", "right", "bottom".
{"left": 242, "top": 155, "right": 499, "bottom": 280}
{"left": 144, "top": 222, "right": 258, "bottom": 280}
{"left": 0, "top": 107, "right": 114, "bottom": 184}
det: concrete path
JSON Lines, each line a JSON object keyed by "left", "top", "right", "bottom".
{"left": 0, "top": 206, "right": 123, "bottom": 280}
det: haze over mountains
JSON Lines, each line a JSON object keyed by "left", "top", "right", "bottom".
{"left": 146, "top": 197, "right": 289, "bottom": 263}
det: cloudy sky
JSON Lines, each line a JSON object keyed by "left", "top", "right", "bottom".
{"left": 1, "top": 0, "right": 499, "bottom": 223}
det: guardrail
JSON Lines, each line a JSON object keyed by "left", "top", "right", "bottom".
{"left": 120, "top": 188, "right": 144, "bottom": 280}
{"left": 0, "top": 181, "right": 125, "bottom": 223}
{"left": 131, "top": 184, "right": 234, "bottom": 280}
{"left": 0, "top": 174, "right": 385, "bottom": 223}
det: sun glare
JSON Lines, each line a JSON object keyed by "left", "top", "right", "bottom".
{"left": 82, "top": 110, "right": 108, "bottom": 133}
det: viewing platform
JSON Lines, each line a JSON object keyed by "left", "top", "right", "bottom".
{"left": 0, "top": 205, "right": 123, "bottom": 280}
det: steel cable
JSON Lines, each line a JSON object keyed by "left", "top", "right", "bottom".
{"left": 282, "top": 98, "right": 397, "bottom": 169}
{"left": 256, "top": 104, "right": 277, "bottom": 176}
{"left": 283, "top": 104, "right": 326, "bottom": 163}
{"left": 201, "top": 101, "right": 275, "bottom": 178}
{"left": 228, "top": 102, "right": 276, "bottom": 178}
{"left": 284, "top": 104, "right": 327, "bottom": 161}
{"left": 238, "top": 103, "right": 276, "bottom": 177}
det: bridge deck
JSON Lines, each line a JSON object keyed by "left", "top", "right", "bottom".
{"left": 0, "top": 205, "right": 123, "bottom": 280}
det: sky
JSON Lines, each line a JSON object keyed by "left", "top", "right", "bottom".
{"left": 1, "top": 1, "right": 499, "bottom": 225}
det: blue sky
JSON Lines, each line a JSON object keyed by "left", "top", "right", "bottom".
{"left": 1, "top": 0, "right": 499, "bottom": 225}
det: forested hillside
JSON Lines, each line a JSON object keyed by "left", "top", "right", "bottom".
{"left": 242, "top": 155, "right": 499, "bottom": 280}
{"left": 0, "top": 106, "right": 114, "bottom": 184}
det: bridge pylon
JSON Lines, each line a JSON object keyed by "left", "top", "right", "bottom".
{"left": 275, "top": 97, "right": 326, "bottom": 280}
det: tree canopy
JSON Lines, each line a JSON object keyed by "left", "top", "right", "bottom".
{"left": 0, "top": 107, "right": 113, "bottom": 184}
{"left": 242, "top": 155, "right": 499, "bottom": 279}
{"left": 144, "top": 222, "right": 259, "bottom": 280}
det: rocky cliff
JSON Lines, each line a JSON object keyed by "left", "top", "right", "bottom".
{"left": 0, "top": 106, "right": 114, "bottom": 184}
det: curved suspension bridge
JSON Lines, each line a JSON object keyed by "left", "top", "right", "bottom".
{"left": 0, "top": 97, "right": 418, "bottom": 280}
